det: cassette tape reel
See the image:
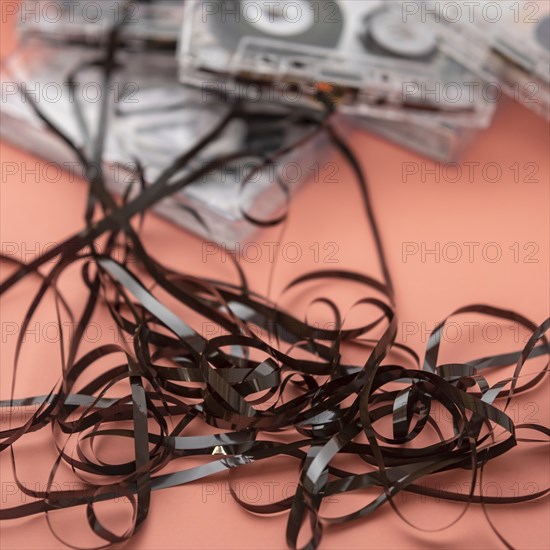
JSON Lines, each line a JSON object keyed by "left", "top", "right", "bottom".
{"left": 18, "top": 0, "right": 184, "bottom": 50}
{"left": 414, "top": 0, "right": 550, "bottom": 120}
{"left": 179, "top": 0, "right": 495, "bottom": 126}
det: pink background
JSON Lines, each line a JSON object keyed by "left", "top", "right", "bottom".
{"left": 1, "top": 7, "right": 549, "bottom": 550}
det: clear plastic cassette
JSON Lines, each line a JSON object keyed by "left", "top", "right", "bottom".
{"left": 412, "top": 0, "right": 550, "bottom": 119}
{"left": 18, "top": 0, "right": 184, "bottom": 50}
{"left": 178, "top": 0, "right": 495, "bottom": 127}
{"left": 1, "top": 37, "right": 320, "bottom": 245}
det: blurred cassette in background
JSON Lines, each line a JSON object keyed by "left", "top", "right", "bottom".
{"left": 17, "top": 0, "right": 184, "bottom": 49}
{"left": 179, "top": 0, "right": 495, "bottom": 126}
{"left": 1, "top": 0, "right": 323, "bottom": 245}
{"left": 411, "top": 0, "right": 550, "bottom": 120}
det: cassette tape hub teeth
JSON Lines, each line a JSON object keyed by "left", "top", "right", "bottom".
{"left": 366, "top": 10, "right": 437, "bottom": 59}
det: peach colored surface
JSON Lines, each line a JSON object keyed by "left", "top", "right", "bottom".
{"left": 1, "top": 8, "right": 549, "bottom": 550}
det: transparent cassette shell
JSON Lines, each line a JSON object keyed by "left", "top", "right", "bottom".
{"left": 178, "top": 0, "right": 495, "bottom": 127}
{"left": 18, "top": 0, "right": 184, "bottom": 49}
{"left": 1, "top": 37, "right": 321, "bottom": 245}
{"left": 414, "top": 0, "right": 550, "bottom": 119}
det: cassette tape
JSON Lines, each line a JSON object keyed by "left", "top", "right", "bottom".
{"left": 178, "top": 0, "right": 495, "bottom": 127}
{"left": 17, "top": 0, "right": 184, "bottom": 50}
{"left": 412, "top": 0, "right": 550, "bottom": 119}
{"left": 1, "top": 36, "right": 320, "bottom": 245}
